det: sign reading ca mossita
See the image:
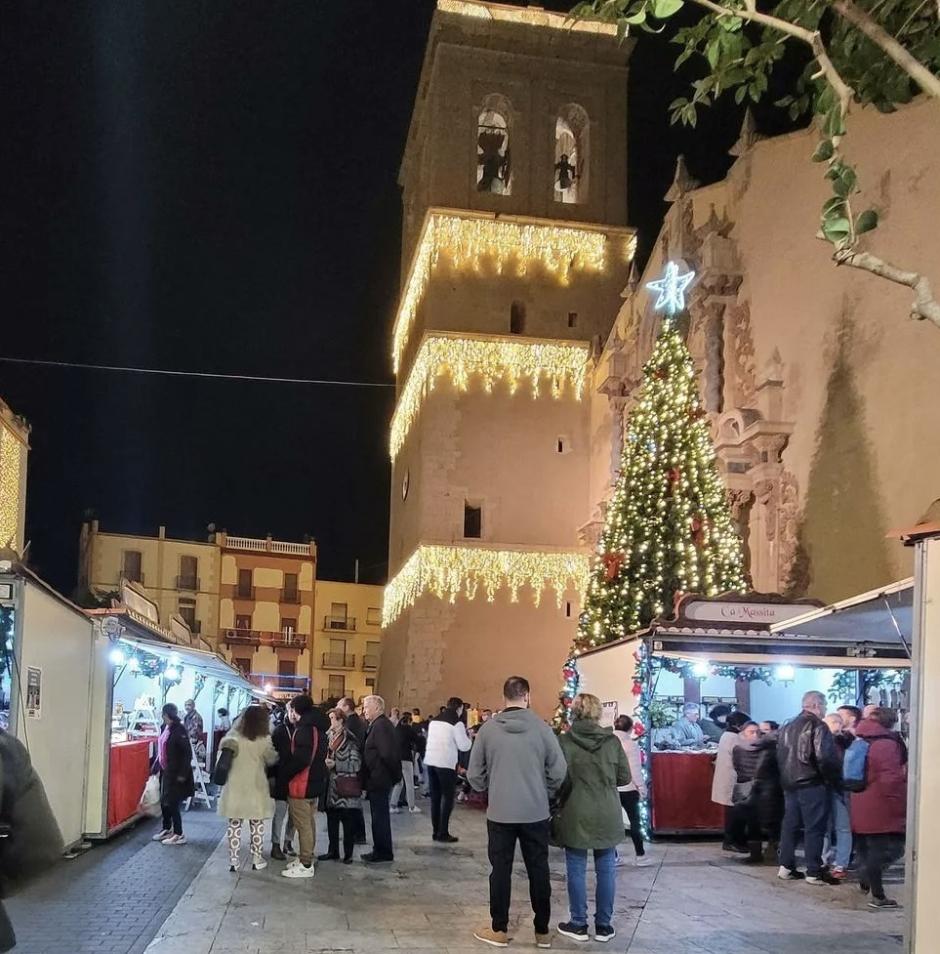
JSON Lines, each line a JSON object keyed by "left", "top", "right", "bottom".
{"left": 682, "top": 601, "right": 811, "bottom": 625}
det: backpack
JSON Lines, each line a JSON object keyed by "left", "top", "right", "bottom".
{"left": 288, "top": 725, "right": 320, "bottom": 799}
{"left": 842, "top": 736, "right": 870, "bottom": 792}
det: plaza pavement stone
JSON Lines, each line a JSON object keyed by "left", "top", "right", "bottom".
{"left": 143, "top": 797, "right": 904, "bottom": 954}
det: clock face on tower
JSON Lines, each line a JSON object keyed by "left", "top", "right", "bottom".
{"left": 401, "top": 468, "right": 410, "bottom": 501}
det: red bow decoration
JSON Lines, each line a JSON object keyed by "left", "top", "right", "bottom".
{"left": 602, "top": 551, "right": 625, "bottom": 582}
{"left": 633, "top": 721, "right": 646, "bottom": 739}
{"left": 691, "top": 513, "right": 707, "bottom": 547}
{"left": 631, "top": 681, "right": 643, "bottom": 696}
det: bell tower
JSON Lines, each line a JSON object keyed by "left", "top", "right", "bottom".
{"left": 378, "top": 1, "right": 635, "bottom": 716}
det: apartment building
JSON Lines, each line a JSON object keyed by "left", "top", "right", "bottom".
{"left": 313, "top": 580, "right": 384, "bottom": 704}
{"left": 78, "top": 521, "right": 220, "bottom": 641}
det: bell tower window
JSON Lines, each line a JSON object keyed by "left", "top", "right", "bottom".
{"left": 554, "top": 104, "right": 589, "bottom": 204}
{"left": 477, "top": 95, "right": 512, "bottom": 196}
{"left": 510, "top": 301, "right": 527, "bottom": 335}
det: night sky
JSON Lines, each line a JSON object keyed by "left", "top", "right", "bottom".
{"left": 0, "top": 1, "right": 801, "bottom": 595}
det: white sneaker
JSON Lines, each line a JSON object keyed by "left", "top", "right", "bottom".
{"left": 281, "top": 862, "right": 315, "bottom": 879}
{"left": 162, "top": 834, "right": 186, "bottom": 845}
{"left": 635, "top": 856, "right": 653, "bottom": 867}
{"left": 409, "top": 806, "right": 423, "bottom": 814}
{"left": 152, "top": 829, "right": 172, "bottom": 842}
{"left": 390, "top": 806, "right": 401, "bottom": 814}
{"left": 614, "top": 854, "right": 627, "bottom": 868}
{"left": 251, "top": 858, "right": 267, "bottom": 871}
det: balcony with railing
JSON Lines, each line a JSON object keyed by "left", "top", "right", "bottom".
{"left": 321, "top": 652, "right": 355, "bottom": 669}
{"left": 281, "top": 589, "right": 301, "bottom": 605}
{"left": 362, "top": 654, "right": 380, "bottom": 671}
{"left": 176, "top": 575, "right": 200, "bottom": 591}
{"left": 323, "top": 616, "right": 357, "bottom": 632}
{"left": 222, "top": 629, "right": 308, "bottom": 649}
{"left": 120, "top": 571, "right": 145, "bottom": 585}
{"left": 248, "top": 673, "right": 311, "bottom": 696}
{"left": 320, "top": 688, "right": 344, "bottom": 703}
{"left": 222, "top": 534, "right": 316, "bottom": 557}
{"left": 234, "top": 585, "right": 256, "bottom": 600}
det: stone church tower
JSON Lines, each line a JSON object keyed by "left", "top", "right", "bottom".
{"left": 378, "top": 1, "right": 635, "bottom": 716}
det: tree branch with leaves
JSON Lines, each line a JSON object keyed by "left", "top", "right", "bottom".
{"left": 573, "top": 0, "right": 940, "bottom": 327}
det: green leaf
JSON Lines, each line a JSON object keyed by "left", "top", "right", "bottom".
{"left": 650, "top": 0, "right": 684, "bottom": 18}
{"left": 821, "top": 217, "right": 851, "bottom": 242}
{"left": 824, "top": 105, "right": 846, "bottom": 138}
{"left": 856, "top": 209, "right": 879, "bottom": 234}
{"left": 734, "top": 84, "right": 748, "bottom": 104}
{"left": 822, "top": 196, "right": 846, "bottom": 216}
{"left": 812, "top": 139, "right": 834, "bottom": 162}
{"left": 623, "top": 6, "right": 647, "bottom": 25}
{"left": 706, "top": 36, "right": 721, "bottom": 68}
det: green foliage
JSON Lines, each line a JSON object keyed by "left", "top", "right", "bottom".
{"left": 574, "top": 0, "right": 940, "bottom": 256}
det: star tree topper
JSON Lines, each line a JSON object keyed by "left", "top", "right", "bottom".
{"left": 645, "top": 260, "right": 695, "bottom": 316}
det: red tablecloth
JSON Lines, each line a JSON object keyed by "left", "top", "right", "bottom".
{"left": 651, "top": 752, "right": 725, "bottom": 833}
{"left": 108, "top": 740, "right": 153, "bottom": 831}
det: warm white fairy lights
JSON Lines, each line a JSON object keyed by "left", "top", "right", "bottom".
{"left": 438, "top": 0, "right": 619, "bottom": 34}
{"left": 383, "top": 544, "right": 590, "bottom": 626}
{"left": 392, "top": 210, "right": 634, "bottom": 373}
{"left": 0, "top": 423, "right": 25, "bottom": 552}
{"left": 389, "top": 333, "right": 589, "bottom": 460}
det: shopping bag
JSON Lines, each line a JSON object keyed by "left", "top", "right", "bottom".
{"left": 138, "top": 775, "right": 161, "bottom": 817}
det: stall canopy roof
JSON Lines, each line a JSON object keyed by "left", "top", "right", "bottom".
{"left": 768, "top": 578, "right": 912, "bottom": 653}
{"left": 118, "top": 634, "right": 264, "bottom": 697}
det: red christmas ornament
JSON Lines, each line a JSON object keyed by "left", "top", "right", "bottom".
{"left": 602, "top": 551, "right": 625, "bottom": 582}
{"left": 691, "top": 513, "right": 707, "bottom": 547}
{"left": 667, "top": 467, "right": 681, "bottom": 485}
{"left": 633, "top": 722, "right": 646, "bottom": 739}
{"left": 631, "top": 681, "right": 643, "bottom": 697}
{"left": 654, "top": 366, "right": 670, "bottom": 380}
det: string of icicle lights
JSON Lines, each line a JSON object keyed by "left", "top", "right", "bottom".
{"left": 383, "top": 544, "right": 590, "bottom": 627}
{"left": 388, "top": 334, "right": 589, "bottom": 460}
{"left": 391, "top": 211, "right": 633, "bottom": 373}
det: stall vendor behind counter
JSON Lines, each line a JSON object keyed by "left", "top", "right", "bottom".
{"left": 671, "top": 704, "right": 706, "bottom": 748}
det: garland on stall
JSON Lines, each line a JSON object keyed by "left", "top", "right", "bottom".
{"left": 827, "top": 668, "right": 905, "bottom": 705}
{"left": 0, "top": 606, "right": 12, "bottom": 680}
{"left": 551, "top": 652, "right": 582, "bottom": 731}
{"left": 193, "top": 672, "right": 207, "bottom": 700}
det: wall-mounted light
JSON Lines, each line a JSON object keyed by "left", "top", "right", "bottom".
{"left": 108, "top": 647, "right": 126, "bottom": 667}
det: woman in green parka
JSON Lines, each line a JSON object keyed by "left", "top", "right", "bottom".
{"left": 556, "top": 693, "right": 631, "bottom": 944}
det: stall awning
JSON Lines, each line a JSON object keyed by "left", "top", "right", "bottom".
{"left": 768, "top": 578, "right": 913, "bottom": 656}
{"left": 118, "top": 635, "right": 264, "bottom": 697}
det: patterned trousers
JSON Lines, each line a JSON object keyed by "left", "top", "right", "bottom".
{"left": 227, "top": 818, "right": 264, "bottom": 867}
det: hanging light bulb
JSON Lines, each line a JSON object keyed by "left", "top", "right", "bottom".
{"left": 128, "top": 656, "right": 140, "bottom": 672}
{"left": 775, "top": 664, "right": 795, "bottom": 682}
{"left": 108, "top": 647, "right": 126, "bottom": 666}
{"left": 692, "top": 660, "right": 710, "bottom": 678}
{"left": 164, "top": 666, "right": 180, "bottom": 682}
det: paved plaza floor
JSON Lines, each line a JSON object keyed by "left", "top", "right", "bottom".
{"left": 143, "top": 802, "right": 904, "bottom": 954}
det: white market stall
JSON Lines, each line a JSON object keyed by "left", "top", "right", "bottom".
{"left": 83, "top": 606, "right": 264, "bottom": 838}
{"left": 576, "top": 586, "right": 912, "bottom": 836}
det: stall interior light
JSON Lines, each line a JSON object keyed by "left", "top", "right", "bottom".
{"left": 128, "top": 657, "right": 140, "bottom": 672}
{"left": 108, "top": 647, "right": 126, "bottom": 667}
{"left": 164, "top": 666, "right": 180, "bottom": 682}
{"left": 775, "top": 664, "right": 796, "bottom": 681}
{"left": 264, "top": 683, "right": 274, "bottom": 694}
{"left": 692, "top": 660, "right": 710, "bottom": 678}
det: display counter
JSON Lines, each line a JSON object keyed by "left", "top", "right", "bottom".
{"left": 650, "top": 750, "right": 724, "bottom": 833}
{"left": 107, "top": 739, "right": 153, "bottom": 831}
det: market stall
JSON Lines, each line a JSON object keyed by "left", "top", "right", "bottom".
{"left": 84, "top": 605, "right": 264, "bottom": 838}
{"left": 576, "top": 586, "right": 912, "bottom": 836}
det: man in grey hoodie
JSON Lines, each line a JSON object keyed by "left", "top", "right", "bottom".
{"left": 467, "top": 676, "right": 567, "bottom": 949}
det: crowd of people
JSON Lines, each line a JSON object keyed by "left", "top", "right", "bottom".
{"left": 144, "top": 681, "right": 909, "bottom": 949}
{"left": 710, "top": 690, "right": 908, "bottom": 908}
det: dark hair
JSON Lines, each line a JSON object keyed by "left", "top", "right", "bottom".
{"left": 328, "top": 707, "right": 347, "bottom": 723}
{"left": 762, "top": 720, "right": 780, "bottom": 731}
{"left": 400, "top": 711, "right": 412, "bottom": 725}
{"left": 837, "top": 704, "right": 862, "bottom": 723}
{"left": 291, "top": 694, "right": 313, "bottom": 715}
{"left": 162, "top": 703, "right": 179, "bottom": 721}
{"left": 503, "top": 676, "right": 530, "bottom": 702}
{"left": 412, "top": 708, "right": 421, "bottom": 716}
{"left": 339, "top": 696, "right": 357, "bottom": 711}
{"left": 446, "top": 696, "right": 464, "bottom": 710}
{"left": 725, "top": 711, "right": 752, "bottom": 732}
{"left": 615, "top": 715, "right": 634, "bottom": 733}
{"left": 741, "top": 721, "right": 760, "bottom": 733}
{"left": 708, "top": 704, "right": 732, "bottom": 722}
{"left": 217, "top": 708, "right": 229, "bottom": 717}
{"left": 240, "top": 705, "right": 271, "bottom": 741}
{"left": 870, "top": 707, "right": 898, "bottom": 729}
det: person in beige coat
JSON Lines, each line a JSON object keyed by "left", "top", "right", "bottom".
{"left": 218, "top": 705, "right": 278, "bottom": 871}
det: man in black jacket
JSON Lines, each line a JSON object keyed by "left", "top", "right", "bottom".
{"left": 281, "top": 694, "right": 330, "bottom": 878}
{"left": 776, "top": 690, "right": 842, "bottom": 885}
{"left": 361, "top": 694, "right": 402, "bottom": 863}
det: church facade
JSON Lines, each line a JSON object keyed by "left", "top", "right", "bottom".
{"left": 378, "top": 0, "right": 940, "bottom": 715}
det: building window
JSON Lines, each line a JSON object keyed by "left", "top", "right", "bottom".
{"left": 328, "top": 674, "right": 346, "bottom": 699}
{"left": 401, "top": 468, "right": 410, "bottom": 501}
{"left": 281, "top": 617, "right": 297, "bottom": 636}
{"left": 235, "top": 614, "right": 252, "bottom": 630}
{"left": 477, "top": 94, "right": 512, "bottom": 195}
{"left": 283, "top": 572, "right": 299, "bottom": 602}
{"left": 365, "top": 677, "right": 376, "bottom": 689}
{"left": 510, "top": 301, "right": 526, "bottom": 335}
{"left": 178, "top": 604, "right": 198, "bottom": 632}
{"left": 178, "top": 555, "right": 198, "bottom": 591}
{"left": 554, "top": 104, "right": 589, "bottom": 204}
{"left": 278, "top": 659, "right": 296, "bottom": 678}
{"left": 567, "top": 312, "right": 578, "bottom": 328}
{"left": 366, "top": 607, "right": 381, "bottom": 626}
{"left": 556, "top": 435, "right": 572, "bottom": 455}
{"left": 329, "top": 603, "right": 348, "bottom": 629}
{"left": 233, "top": 656, "right": 252, "bottom": 675}
{"left": 565, "top": 601, "right": 573, "bottom": 619}
{"left": 237, "top": 568, "right": 253, "bottom": 599}
{"left": 122, "top": 550, "right": 143, "bottom": 584}
{"left": 464, "top": 501, "right": 483, "bottom": 539}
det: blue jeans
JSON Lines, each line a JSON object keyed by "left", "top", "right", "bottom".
{"left": 565, "top": 847, "right": 616, "bottom": 929}
{"left": 779, "top": 785, "right": 830, "bottom": 877}
{"left": 824, "top": 791, "right": 852, "bottom": 869}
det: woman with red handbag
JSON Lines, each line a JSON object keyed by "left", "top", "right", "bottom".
{"left": 318, "top": 708, "right": 363, "bottom": 864}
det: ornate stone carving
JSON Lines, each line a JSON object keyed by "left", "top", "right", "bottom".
{"left": 727, "top": 302, "right": 757, "bottom": 407}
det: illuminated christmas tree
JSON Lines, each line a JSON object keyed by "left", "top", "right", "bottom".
{"left": 580, "top": 262, "right": 745, "bottom": 649}
{"left": 554, "top": 263, "right": 745, "bottom": 730}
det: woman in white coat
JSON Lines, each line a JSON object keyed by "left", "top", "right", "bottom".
{"left": 710, "top": 710, "right": 752, "bottom": 853}
{"left": 218, "top": 705, "right": 278, "bottom": 871}
{"left": 423, "top": 697, "right": 471, "bottom": 843}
